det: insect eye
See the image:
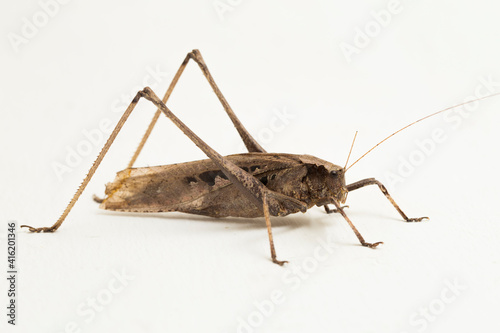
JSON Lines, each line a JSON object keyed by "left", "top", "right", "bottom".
{"left": 330, "top": 171, "right": 338, "bottom": 176}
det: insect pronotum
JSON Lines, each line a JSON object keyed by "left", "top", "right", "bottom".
{"left": 22, "top": 49, "right": 500, "bottom": 265}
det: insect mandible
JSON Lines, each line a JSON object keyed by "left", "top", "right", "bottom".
{"left": 22, "top": 49, "right": 500, "bottom": 265}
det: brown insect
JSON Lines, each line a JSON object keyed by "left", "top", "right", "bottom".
{"left": 22, "top": 50, "right": 500, "bottom": 265}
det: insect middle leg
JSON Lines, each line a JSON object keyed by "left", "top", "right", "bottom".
{"left": 263, "top": 192, "right": 288, "bottom": 266}
{"left": 347, "top": 178, "right": 429, "bottom": 222}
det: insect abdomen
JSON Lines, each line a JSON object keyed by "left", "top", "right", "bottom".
{"left": 99, "top": 154, "right": 310, "bottom": 217}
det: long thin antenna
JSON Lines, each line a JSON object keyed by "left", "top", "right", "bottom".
{"left": 344, "top": 131, "right": 358, "bottom": 169}
{"left": 345, "top": 91, "right": 500, "bottom": 171}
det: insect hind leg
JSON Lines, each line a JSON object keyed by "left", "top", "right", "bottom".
{"left": 127, "top": 49, "right": 265, "bottom": 170}
{"left": 21, "top": 91, "right": 146, "bottom": 233}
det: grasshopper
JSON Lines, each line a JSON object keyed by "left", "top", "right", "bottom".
{"left": 22, "top": 49, "right": 500, "bottom": 265}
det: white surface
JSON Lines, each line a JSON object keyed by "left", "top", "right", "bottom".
{"left": 1, "top": 1, "right": 500, "bottom": 332}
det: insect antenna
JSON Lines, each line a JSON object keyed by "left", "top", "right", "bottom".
{"left": 345, "top": 91, "right": 500, "bottom": 171}
{"left": 344, "top": 130, "right": 358, "bottom": 170}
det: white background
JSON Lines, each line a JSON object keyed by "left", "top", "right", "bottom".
{"left": 1, "top": 1, "right": 500, "bottom": 332}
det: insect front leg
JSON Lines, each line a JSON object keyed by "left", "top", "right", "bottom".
{"left": 347, "top": 178, "right": 429, "bottom": 222}
{"left": 331, "top": 198, "right": 383, "bottom": 249}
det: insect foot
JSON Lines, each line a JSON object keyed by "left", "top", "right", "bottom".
{"left": 20, "top": 225, "right": 56, "bottom": 233}
{"left": 324, "top": 205, "right": 349, "bottom": 214}
{"left": 405, "top": 216, "right": 429, "bottom": 222}
{"left": 362, "top": 241, "right": 384, "bottom": 249}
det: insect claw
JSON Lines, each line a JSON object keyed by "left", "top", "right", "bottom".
{"left": 92, "top": 194, "right": 104, "bottom": 204}
{"left": 406, "top": 216, "right": 429, "bottom": 222}
{"left": 20, "top": 225, "right": 36, "bottom": 232}
{"left": 272, "top": 259, "right": 289, "bottom": 266}
{"left": 362, "top": 241, "right": 383, "bottom": 249}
